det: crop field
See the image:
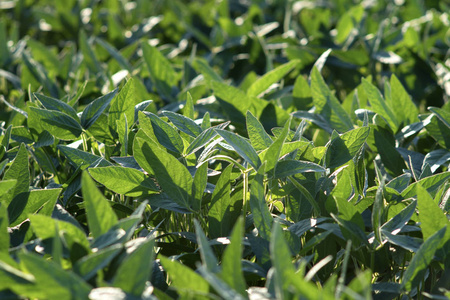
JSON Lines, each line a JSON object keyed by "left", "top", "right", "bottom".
{"left": 0, "top": 0, "right": 449, "bottom": 299}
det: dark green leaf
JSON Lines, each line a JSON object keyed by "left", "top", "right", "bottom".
{"left": 250, "top": 163, "right": 272, "bottom": 240}
{"left": 216, "top": 129, "right": 261, "bottom": 170}
{"left": 163, "top": 110, "right": 203, "bottom": 137}
{"left": 81, "top": 89, "right": 118, "bottom": 130}
{"left": 28, "top": 107, "right": 82, "bottom": 140}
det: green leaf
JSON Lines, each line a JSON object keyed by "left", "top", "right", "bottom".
{"left": 58, "top": 145, "right": 112, "bottom": 168}
{"left": 159, "top": 256, "right": 210, "bottom": 296}
{"left": 429, "top": 106, "right": 450, "bottom": 130}
{"left": 192, "top": 163, "right": 208, "bottom": 212}
{"left": 326, "top": 127, "right": 370, "bottom": 169}
{"left": 0, "top": 204, "right": 9, "bottom": 252}
{"left": 108, "top": 78, "right": 140, "bottom": 133}
{"left": 273, "top": 160, "right": 325, "bottom": 179}
{"left": 89, "top": 166, "right": 158, "bottom": 197}
{"left": 373, "top": 126, "right": 406, "bottom": 176}
{"left": 262, "top": 117, "right": 291, "bottom": 173}
{"left": 402, "top": 172, "right": 450, "bottom": 199}
{"left": 194, "top": 219, "right": 219, "bottom": 272}
{"left": 33, "top": 93, "right": 79, "bottom": 121}
{"left": 3, "top": 144, "right": 28, "bottom": 203}
{"left": 208, "top": 164, "right": 236, "bottom": 239}
{"left": 112, "top": 238, "right": 155, "bottom": 297}
{"left": 135, "top": 138, "right": 193, "bottom": 211}
{"left": 29, "top": 214, "right": 90, "bottom": 250}
{"left": 8, "top": 188, "right": 61, "bottom": 227}
{"left": 18, "top": 252, "right": 91, "bottom": 300}
{"left": 192, "top": 58, "right": 223, "bottom": 83}
{"left": 310, "top": 68, "right": 353, "bottom": 133}
{"left": 362, "top": 79, "right": 398, "bottom": 132}
{"left": 96, "top": 37, "right": 132, "bottom": 71}
{"left": 247, "top": 60, "right": 298, "bottom": 97}
{"left": 216, "top": 129, "right": 261, "bottom": 170}
{"left": 221, "top": 217, "right": 246, "bottom": 297}
{"left": 186, "top": 127, "right": 220, "bottom": 155}
{"left": 142, "top": 42, "right": 178, "bottom": 99}
{"left": 28, "top": 107, "right": 82, "bottom": 140}
{"left": 82, "top": 172, "right": 118, "bottom": 239}
{"left": 246, "top": 111, "right": 273, "bottom": 151}
{"left": 388, "top": 75, "right": 419, "bottom": 125}
{"left": 184, "top": 92, "right": 195, "bottom": 119}
{"left": 250, "top": 163, "right": 272, "bottom": 240}
{"left": 401, "top": 227, "right": 447, "bottom": 291}
{"left": 381, "top": 200, "right": 416, "bottom": 235}
{"left": 142, "top": 112, "right": 184, "bottom": 154}
{"left": 163, "top": 110, "right": 203, "bottom": 137}
{"left": 79, "top": 30, "right": 102, "bottom": 74}
{"left": 81, "top": 89, "right": 118, "bottom": 130}
{"left": 74, "top": 244, "right": 122, "bottom": 280}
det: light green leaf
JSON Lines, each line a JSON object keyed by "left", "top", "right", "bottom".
{"left": 246, "top": 111, "right": 273, "bottom": 151}
{"left": 273, "top": 160, "right": 325, "bottom": 179}
{"left": 58, "top": 145, "right": 112, "bottom": 168}
{"left": 112, "top": 238, "right": 155, "bottom": 297}
{"left": 221, "top": 217, "right": 246, "bottom": 297}
{"left": 135, "top": 138, "right": 193, "bottom": 210}
{"left": 0, "top": 204, "right": 9, "bottom": 252}
{"left": 8, "top": 188, "right": 61, "bottom": 227}
{"left": 74, "top": 244, "right": 122, "bottom": 280}
{"left": 194, "top": 219, "right": 219, "bottom": 272}
{"left": 250, "top": 163, "right": 272, "bottom": 241}
{"left": 28, "top": 107, "right": 82, "bottom": 140}
{"left": 311, "top": 68, "right": 353, "bottom": 133}
{"left": 216, "top": 129, "right": 261, "bottom": 170}
{"left": 163, "top": 110, "right": 203, "bottom": 137}
{"left": 82, "top": 172, "right": 118, "bottom": 238}
{"left": 142, "top": 112, "right": 184, "bottom": 154}
{"left": 247, "top": 60, "right": 298, "bottom": 97}
{"left": 108, "top": 78, "right": 140, "bottom": 132}
{"left": 388, "top": 75, "right": 419, "bottom": 125}
{"left": 208, "top": 164, "right": 235, "bottom": 238}
{"left": 34, "top": 93, "right": 79, "bottom": 121}
{"left": 3, "top": 144, "right": 29, "bottom": 203}
{"left": 89, "top": 166, "right": 158, "bottom": 197}
{"left": 263, "top": 117, "right": 291, "bottom": 173}
{"left": 192, "top": 163, "right": 208, "bottom": 212}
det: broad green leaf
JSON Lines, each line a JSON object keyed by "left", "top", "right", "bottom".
{"left": 325, "top": 127, "right": 370, "bottom": 169}
{"left": 335, "top": 5, "right": 364, "bottom": 44}
{"left": 246, "top": 111, "right": 273, "bottom": 151}
{"left": 33, "top": 93, "right": 79, "bottom": 120}
{"left": 0, "top": 260, "right": 37, "bottom": 298}
{"left": 117, "top": 114, "right": 128, "bottom": 156}
{"left": 8, "top": 188, "right": 61, "bottom": 227}
{"left": 135, "top": 138, "right": 193, "bottom": 210}
{"left": 372, "top": 182, "right": 385, "bottom": 244}
{"left": 81, "top": 89, "right": 117, "bottom": 130}
{"left": 250, "top": 163, "right": 272, "bottom": 240}
{"left": 0, "top": 125, "right": 12, "bottom": 150}
{"left": 33, "top": 130, "right": 55, "bottom": 148}
{"left": 288, "top": 176, "right": 321, "bottom": 216}
{"left": 18, "top": 252, "right": 91, "bottom": 300}
{"left": 402, "top": 227, "right": 446, "bottom": 291}
{"left": 311, "top": 68, "right": 353, "bottom": 133}
{"left": 82, "top": 172, "right": 118, "bottom": 239}
{"left": 3, "top": 144, "right": 29, "bottom": 203}
{"left": 273, "top": 160, "right": 325, "bottom": 179}
{"left": 416, "top": 184, "right": 449, "bottom": 242}
{"left": 0, "top": 204, "right": 9, "bottom": 252}
{"left": 28, "top": 107, "right": 82, "bottom": 140}
{"left": 79, "top": 30, "right": 102, "bottom": 74}
{"left": 58, "top": 145, "right": 112, "bottom": 168}
{"left": 201, "top": 111, "right": 211, "bottom": 131}
{"left": 192, "top": 163, "right": 208, "bottom": 212}
{"left": 194, "top": 219, "right": 219, "bottom": 272}
{"left": 192, "top": 58, "right": 223, "bottom": 83}
{"left": 96, "top": 37, "right": 132, "bottom": 71}
{"left": 429, "top": 106, "right": 450, "bottom": 130}
{"left": 208, "top": 164, "right": 235, "bottom": 239}
{"left": 184, "top": 92, "right": 195, "bottom": 119}
{"left": 108, "top": 78, "right": 140, "bottom": 132}
{"left": 186, "top": 127, "right": 219, "bottom": 155}
{"left": 381, "top": 200, "right": 416, "bottom": 234}
{"left": 373, "top": 126, "right": 406, "bottom": 176}
{"left": 89, "top": 166, "right": 158, "bottom": 197}
{"left": 29, "top": 214, "right": 90, "bottom": 251}
{"left": 362, "top": 79, "right": 398, "bottom": 132}
{"left": 402, "top": 172, "right": 450, "bottom": 199}
{"left": 143, "top": 112, "right": 184, "bottom": 154}
{"left": 216, "top": 129, "right": 261, "bottom": 170}
{"left": 423, "top": 149, "right": 450, "bottom": 173}
{"left": 0, "top": 180, "right": 16, "bottom": 202}
{"left": 142, "top": 42, "right": 178, "bottom": 99}
{"left": 112, "top": 238, "right": 155, "bottom": 297}
{"left": 74, "top": 244, "right": 122, "bottom": 280}
{"left": 247, "top": 60, "right": 298, "bottom": 97}
{"left": 388, "top": 75, "right": 419, "bottom": 125}
{"left": 221, "top": 217, "right": 246, "bottom": 297}
{"left": 163, "top": 110, "right": 203, "bottom": 137}
{"left": 425, "top": 114, "right": 450, "bottom": 149}
{"left": 159, "top": 256, "right": 210, "bottom": 296}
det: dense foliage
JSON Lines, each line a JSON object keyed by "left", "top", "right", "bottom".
{"left": 0, "top": 0, "right": 449, "bottom": 299}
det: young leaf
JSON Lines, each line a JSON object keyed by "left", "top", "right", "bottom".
{"left": 28, "top": 107, "right": 82, "bottom": 140}
{"left": 34, "top": 93, "right": 79, "bottom": 120}
{"left": 89, "top": 166, "right": 158, "bottom": 197}
{"left": 74, "top": 244, "right": 122, "bottom": 280}
{"left": 250, "top": 163, "right": 272, "bottom": 241}
{"left": 82, "top": 171, "right": 118, "bottom": 239}
{"left": 247, "top": 60, "right": 298, "bottom": 97}
{"left": 112, "top": 238, "right": 155, "bottom": 297}
{"left": 221, "top": 217, "right": 247, "bottom": 297}
{"left": 263, "top": 117, "right": 291, "bottom": 173}
{"left": 142, "top": 112, "right": 184, "bottom": 154}
{"left": 108, "top": 78, "right": 140, "bottom": 132}
{"left": 192, "top": 163, "right": 208, "bottom": 212}
{"left": 184, "top": 92, "right": 195, "bottom": 119}
{"left": 388, "top": 75, "right": 418, "bottom": 125}
{"left": 135, "top": 138, "right": 193, "bottom": 211}
{"left": 216, "top": 129, "right": 261, "bottom": 170}
{"left": 81, "top": 89, "right": 118, "bottom": 130}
